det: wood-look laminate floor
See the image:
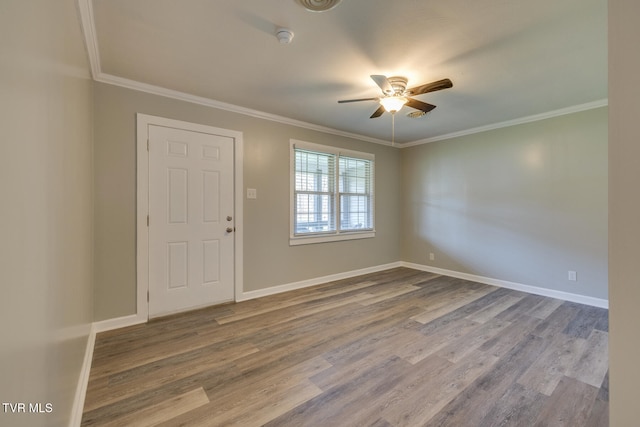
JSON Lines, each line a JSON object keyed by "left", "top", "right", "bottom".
{"left": 82, "top": 268, "right": 609, "bottom": 426}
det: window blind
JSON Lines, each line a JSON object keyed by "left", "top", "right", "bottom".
{"left": 291, "top": 141, "right": 374, "bottom": 241}
{"left": 338, "top": 155, "right": 373, "bottom": 231}
{"left": 294, "top": 149, "right": 336, "bottom": 235}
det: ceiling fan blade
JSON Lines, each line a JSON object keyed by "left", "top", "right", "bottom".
{"left": 406, "top": 98, "right": 437, "bottom": 113}
{"left": 338, "top": 97, "right": 379, "bottom": 103}
{"left": 370, "top": 75, "right": 394, "bottom": 95}
{"left": 406, "top": 78, "right": 453, "bottom": 96}
{"left": 370, "top": 105, "right": 385, "bottom": 118}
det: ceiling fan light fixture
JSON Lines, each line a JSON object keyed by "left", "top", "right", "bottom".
{"left": 379, "top": 96, "right": 408, "bottom": 113}
{"left": 296, "top": 0, "right": 342, "bottom": 12}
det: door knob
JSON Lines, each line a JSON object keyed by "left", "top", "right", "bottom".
{"left": 226, "top": 227, "right": 234, "bottom": 233}
{"left": 227, "top": 216, "right": 233, "bottom": 221}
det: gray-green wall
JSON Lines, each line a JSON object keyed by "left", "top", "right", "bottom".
{"left": 93, "top": 82, "right": 402, "bottom": 320}
{"left": 0, "top": 1, "right": 94, "bottom": 426}
{"left": 402, "top": 107, "right": 608, "bottom": 300}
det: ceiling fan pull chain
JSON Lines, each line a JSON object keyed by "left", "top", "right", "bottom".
{"left": 391, "top": 112, "right": 395, "bottom": 147}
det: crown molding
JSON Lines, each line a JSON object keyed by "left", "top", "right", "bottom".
{"left": 76, "top": 0, "right": 391, "bottom": 147}
{"left": 76, "top": 0, "right": 101, "bottom": 79}
{"left": 95, "top": 73, "right": 392, "bottom": 146}
{"left": 399, "top": 99, "right": 609, "bottom": 148}
{"left": 77, "top": 0, "right": 606, "bottom": 150}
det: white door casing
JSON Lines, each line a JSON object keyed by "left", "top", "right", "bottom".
{"left": 137, "top": 114, "right": 243, "bottom": 320}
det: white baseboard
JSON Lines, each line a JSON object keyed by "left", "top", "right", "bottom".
{"left": 237, "top": 261, "right": 404, "bottom": 301}
{"left": 68, "top": 314, "right": 146, "bottom": 427}
{"left": 69, "top": 324, "right": 96, "bottom": 427}
{"left": 402, "top": 262, "right": 609, "bottom": 309}
{"left": 93, "top": 313, "right": 147, "bottom": 333}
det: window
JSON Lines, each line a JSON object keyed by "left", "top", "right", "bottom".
{"left": 290, "top": 140, "right": 374, "bottom": 245}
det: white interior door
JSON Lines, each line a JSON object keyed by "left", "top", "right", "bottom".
{"left": 148, "top": 124, "right": 235, "bottom": 317}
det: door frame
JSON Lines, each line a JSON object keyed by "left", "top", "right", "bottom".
{"left": 136, "top": 113, "right": 244, "bottom": 321}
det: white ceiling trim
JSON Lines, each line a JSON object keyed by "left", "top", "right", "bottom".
{"left": 399, "top": 99, "right": 609, "bottom": 148}
{"left": 95, "top": 72, "right": 392, "bottom": 146}
{"left": 94, "top": 67, "right": 609, "bottom": 149}
{"left": 76, "top": 0, "right": 390, "bottom": 146}
{"left": 78, "top": 0, "right": 392, "bottom": 146}
{"left": 77, "top": 0, "right": 607, "bottom": 150}
{"left": 76, "top": 0, "right": 100, "bottom": 79}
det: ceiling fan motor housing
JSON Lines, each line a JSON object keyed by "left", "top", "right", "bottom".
{"left": 387, "top": 76, "right": 408, "bottom": 95}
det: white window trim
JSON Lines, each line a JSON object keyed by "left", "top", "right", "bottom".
{"left": 290, "top": 139, "right": 375, "bottom": 246}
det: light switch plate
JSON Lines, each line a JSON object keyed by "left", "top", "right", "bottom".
{"left": 247, "top": 188, "right": 257, "bottom": 199}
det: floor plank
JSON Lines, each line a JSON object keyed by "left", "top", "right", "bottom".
{"left": 532, "top": 376, "right": 600, "bottom": 427}
{"left": 99, "top": 388, "right": 210, "bottom": 427}
{"left": 424, "top": 332, "right": 549, "bottom": 427}
{"left": 566, "top": 329, "right": 609, "bottom": 388}
{"left": 477, "top": 382, "right": 547, "bottom": 427}
{"left": 382, "top": 351, "right": 499, "bottom": 426}
{"left": 82, "top": 268, "right": 608, "bottom": 426}
{"left": 517, "top": 333, "right": 587, "bottom": 396}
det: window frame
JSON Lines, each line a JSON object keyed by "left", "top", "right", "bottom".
{"left": 290, "top": 139, "right": 375, "bottom": 246}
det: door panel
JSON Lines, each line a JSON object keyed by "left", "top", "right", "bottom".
{"left": 168, "top": 168, "right": 188, "bottom": 223}
{"left": 148, "top": 125, "right": 234, "bottom": 317}
{"left": 203, "top": 171, "right": 220, "bottom": 223}
{"left": 167, "top": 241, "right": 188, "bottom": 289}
{"left": 203, "top": 240, "right": 220, "bottom": 283}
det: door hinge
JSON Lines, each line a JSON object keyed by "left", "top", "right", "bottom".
{"left": 147, "top": 290, "right": 149, "bottom": 302}
{"left": 147, "top": 215, "right": 149, "bottom": 227}
{"left": 147, "top": 139, "right": 150, "bottom": 151}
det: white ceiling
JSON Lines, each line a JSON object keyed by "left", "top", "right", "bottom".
{"left": 85, "top": 0, "right": 607, "bottom": 145}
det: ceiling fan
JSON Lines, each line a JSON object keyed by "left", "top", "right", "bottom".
{"left": 338, "top": 75, "right": 453, "bottom": 118}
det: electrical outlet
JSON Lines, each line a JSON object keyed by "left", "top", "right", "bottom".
{"left": 247, "top": 188, "right": 257, "bottom": 199}
{"left": 429, "top": 252, "right": 435, "bottom": 261}
{"left": 568, "top": 270, "right": 577, "bottom": 281}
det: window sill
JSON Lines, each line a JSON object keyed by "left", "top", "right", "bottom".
{"left": 289, "top": 231, "right": 375, "bottom": 246}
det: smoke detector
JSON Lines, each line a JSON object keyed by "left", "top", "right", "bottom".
{"left": 296, "top": 0, "right": 342, "bottom": 12}
{"left": 276, "top": 28, "right": 294, "bottom": 44}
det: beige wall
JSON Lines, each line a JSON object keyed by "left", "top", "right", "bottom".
{"left": 93, "top": 82, "right": 402, "bottom": 320}
{"left": 609, "top": 0, "right": 640, "bottom": 424}
{"left": 401, "top": 107, "right": 608, "bottom": 300}
{"left": 0, "top": 1, "right": 94, "bottom": 426}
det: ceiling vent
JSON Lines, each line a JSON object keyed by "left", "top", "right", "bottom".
{"left": 296, "top": 0, "right": 342, "bottom": 12}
